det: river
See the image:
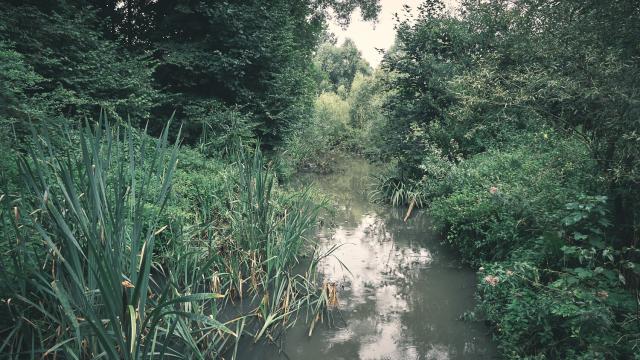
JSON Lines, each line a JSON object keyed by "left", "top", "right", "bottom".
{"left": 238, "top": 157, "right": 497, "bottom": 359}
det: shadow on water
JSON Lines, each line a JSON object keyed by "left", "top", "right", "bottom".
{"left": 236, "top": 158, "right": 497, "bottom": 360}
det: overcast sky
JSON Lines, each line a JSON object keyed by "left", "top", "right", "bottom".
{"left": 327, "top": 0, "right": 459, "bottom": 68}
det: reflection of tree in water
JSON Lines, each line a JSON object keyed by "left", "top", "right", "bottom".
{"left": 282, "top": 158, "right": 495, "bottom": 359}
{"left": 297, "top": 157, "right": 372, "bottom": 228}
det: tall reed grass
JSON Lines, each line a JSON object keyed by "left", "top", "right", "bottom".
{"left": 0, "top": 118, "right": 336, "bottom": 358}
{"left": 0, "top": 117, "right": 239, "bottom": 359}
{"left": 370, "top": 173, "right": 426, "bottom": 208}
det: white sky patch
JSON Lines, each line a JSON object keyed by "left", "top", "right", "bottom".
{"left": 328, "top": 0, "right": 459, "bottom": 68}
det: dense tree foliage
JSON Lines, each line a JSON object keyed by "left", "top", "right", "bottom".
{"left": 0, "top": 1, "right": 155, "bottom": 128}
{"left": 379, "top": 3, "right": 469, "bottom": 178}
{"left": 139, "top": 1, "right": 319, "bottom": 146}
{"left": 381, "top": 0, "right": 640, "bottom": 240}
{"left": 282, "top": 39, "right": 382, "bottom": 173}
{"left": 0, "top": 0, "right": 381, "bottom": 148}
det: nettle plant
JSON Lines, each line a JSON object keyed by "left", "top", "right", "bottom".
{"left": 554, "top": 194, "right": 639, "bottom": 296}
{"left": 478, "top": 195, "right": 640, "bottom": 358}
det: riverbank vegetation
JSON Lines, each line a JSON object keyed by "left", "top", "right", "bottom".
{"left": 281, "top": 38, "right": 387, "bottom": 174}
{"left": 368, "top": 1, "right": 640, "bottom": 358}
{"left": 1, "top": 0, "right": 639, "bottom": 358}
{"left": 0, "top": 0, "right": 378, "bottom": 358}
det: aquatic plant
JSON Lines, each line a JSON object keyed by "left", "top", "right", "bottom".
{"left": 0, "top": 118, "right": 335, "bottom": 359}
{"left": 0, "top": 116, "right": 240, "bottom": 358}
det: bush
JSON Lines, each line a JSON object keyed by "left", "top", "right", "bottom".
{"left": 476, "top": 195, "right": 639, "bottom": 359}
{"left": 429, "top": 133, "right": 599, "bottom": 263}
{"left": 371, "top": 0, "right": 640, "bottom": 357}
{"left": 280, "top": 91, "right": 357, "bottom": 175}
{"left": 422, "top": 133, "right": 639, "bottom": 358}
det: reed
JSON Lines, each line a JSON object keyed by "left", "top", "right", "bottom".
{"left": 227, "top": 145, "right": 332, "bottom": 341}
{"left": 370, "top": 172, "right": 425, "bottom": 208}
{"left": 0, "top": 120, "right": 335, "bottom": 359}
{"left": 0, "top": 116, "right": 232, "bottom": 359}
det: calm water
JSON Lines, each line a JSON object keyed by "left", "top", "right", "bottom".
{"left": 238, "top": 158, "right": 496, "bottom": 360}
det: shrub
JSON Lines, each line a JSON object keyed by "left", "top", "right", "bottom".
{"left": 423, "top": 132, "right": 639, "bottom": 358}
{"left": 477, "top": 195, "right": 639, "bottom": 359}
{"left": 429, "top": 133, "right": 599, "bottom": 263}
{"left": 280, "top": 91, "right": 356, "bottom": 175}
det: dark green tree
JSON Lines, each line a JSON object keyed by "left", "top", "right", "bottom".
{"left": 0, "top": 1, "right": 157, "bottom": 126}
{"left": 144, "top": 1, "right": 320, "bottom": 147}
{"left": 455, "top": 0, "right": 640, "bottom": 243}
{"left": 89, "top": 0, "right": 381, "bottom": 147}
{"left": 380, "top": 1, "right": 470, "bottom": 178}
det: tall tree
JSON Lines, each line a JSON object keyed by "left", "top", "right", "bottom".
{"left": 457, "top": 0, "right": 640, "bottom": 243}
{"left": 0, "top": 1, "right": 156, "bottom": 126}
{"left": 89, "top": 0, "right": 381, "bottom": 147}
{"left": 382, "top": 0, "right": 640, "bottom": 241}
{"left": 314, "top": 38, "right": 373, "bottom": 93}
{"left": 380, "top": 1, "right": 470, "bottom": 178}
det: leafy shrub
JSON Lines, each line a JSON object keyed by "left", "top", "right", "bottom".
{"left": 477, "top": 195, "right": 639, "bottom": 359}
{"left": 185, "top": 101, "right": 257, "bottom": 153}
{"left": 280, "top": 91, "right": 357, "bottom": 175}
{"left": 429, "top": 133, "right": 599, "bottom": 263}
{"left": 478, "top": 261, "right": 622, "bottom": 359}
{"left": 348, "top": 71, "right": 389, "bottom": 159}
{"left": 371, "top": 0, "right": 640, "bottom": 358}
{"left": 420, "top": 132, "right": 639, "bottom": 358}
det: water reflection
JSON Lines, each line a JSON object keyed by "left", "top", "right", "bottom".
{"left": 239, "top": 158, "right": 496, "bottom": 360}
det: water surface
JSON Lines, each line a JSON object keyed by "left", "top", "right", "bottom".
{"left": 239, "top": 158, "right": 496, "bottom": 359}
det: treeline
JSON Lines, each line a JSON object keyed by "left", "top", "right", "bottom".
{"left": 0, "top": 0, "right": 381, "bottom": 358}
{"left": 0, "top": 0, "right": 380, "bottom": 149}
{"left": 284, "top": 37, "right": 387, "bottom": 172}
{"left": 371, "top": 0, "right": 640, "bottom": 358}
